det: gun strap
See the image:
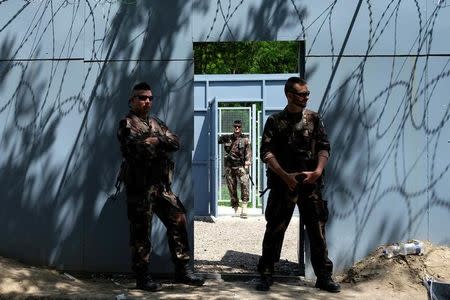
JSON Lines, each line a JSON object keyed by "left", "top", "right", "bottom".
{"left": 259, "top": 187, "right": 270, "bottom": 197}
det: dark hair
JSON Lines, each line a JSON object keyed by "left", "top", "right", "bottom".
{"left": 284, "top": 77, "right": 307, "bottom": 95}
{"left": 129, "top": 82, "right": 151, "bottom": 104}
{"left": 133, "top": 82, "right": 152, "bottom": 91}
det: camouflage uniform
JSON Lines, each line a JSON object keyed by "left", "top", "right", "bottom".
{"left": 218, "top": 133, "right": 251, "bottom": 209}
{"left": 258, "top": 107, "right": 334, "bottom": 280}
{"left": 117, "top": 111, "right": 191, "bottom": 277}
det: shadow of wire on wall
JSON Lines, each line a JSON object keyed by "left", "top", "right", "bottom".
{"left": 1, "top": 0, "right": 449, "bottom": 278}
{"left": 0, "top": 0, "right": 317, "bottom": 274}
{"left": 0, "top": 0, "right": 193, "bottom": 273}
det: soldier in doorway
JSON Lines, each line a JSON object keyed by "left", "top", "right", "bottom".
{"left": 218, "top": 120, "right": 252, "bottom": 218}
{"left": 256, "top": 77, "right": 340, "bottom": 293}
{"left": 117, "top": 82, "right": 205, "bottom": 291}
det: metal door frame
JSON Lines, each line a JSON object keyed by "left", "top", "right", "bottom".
{"left": 210, "top": 98, "right": 263, "bottom": 217}
{"left": 217, "top": 105, "right": 258, "bottom": 209}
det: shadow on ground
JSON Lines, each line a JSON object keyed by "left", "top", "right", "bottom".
{"left": 195, "top": 249, "right": 300, "bottom": 276}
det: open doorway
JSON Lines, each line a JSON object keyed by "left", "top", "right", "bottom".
{"left": 193, "top": 40, "right": 306, "bottom": 276}
{"left": 216, "top": 101, "right": 263, "bottom": 216}
{"left": 193, "top": 40, "right": 302, "bottom": 217}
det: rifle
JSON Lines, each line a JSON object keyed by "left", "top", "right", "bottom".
{"left": 108, "top": 160, "right": 125, "bottom": 201}
{"left": 260, "top": 173, "right": 307, "bottom": 198}
{"left": 246, "top": 167, "right": 255, "bottom": 186}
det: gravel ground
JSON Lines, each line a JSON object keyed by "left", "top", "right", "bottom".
{"left": 2, "top": 216, "right": 447, "bottom": 299}
{"left": 194, "top": 215, "right": 301, "bottom": 275}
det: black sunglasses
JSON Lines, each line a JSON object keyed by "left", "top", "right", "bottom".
{"left": 234, "top": 125, "right": 241, "bottom": 128}
{"left": 135, "top": 95, "right": 154, "bottom": 101}
{"left": 290, "top": 91, "right": 310, "bottom": 97}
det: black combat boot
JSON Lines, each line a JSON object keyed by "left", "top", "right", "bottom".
{"left": 255, "top": 273, "right": 273, "bottom": 291}
{"left": 315, "top": 276, "right": 341, "bottom": 293}
{"left": 256, "top": 261, "right": 274, "bottom": 291}
{"left": 136, "top": 274, "right": 162, "bottom": 292}
{"left": 174, "top": 267, "right": 205, "bottom": 286}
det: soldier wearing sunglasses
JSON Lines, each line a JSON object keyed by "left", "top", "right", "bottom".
{"left": 218, "top": 120, "right": 252, "bottom": 218}
{"left": 256, "top": 77, "right": 340, "bottom": 293}
{"left": 117, "top": 82, "right": 204, "bottom": 291}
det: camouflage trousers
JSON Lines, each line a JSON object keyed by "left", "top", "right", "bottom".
{"left": 224, "top": 166, "right": 249, "bottom": 209}
{"left": 257, "top": 183, "right": 333, "bottom": 279}
{"left": 126, "top": 185, "right": 191, "bottom": 276}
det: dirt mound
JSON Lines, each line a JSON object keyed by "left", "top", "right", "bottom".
{"left": 1, "top": 240, "right": 449, "bottom": 299}
{"left": 340, "top": 241, "right": 450, "bottom": 294}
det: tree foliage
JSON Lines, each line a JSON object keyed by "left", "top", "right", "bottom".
{"left": 194, "top": 41, "right": 299, "bottom": 74}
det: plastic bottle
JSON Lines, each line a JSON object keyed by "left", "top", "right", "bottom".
{"left": 383, "top": 244, "right": 401, "bottom": 258}
{"left": 399, "top": 240, "right": 424, "bottom": 256}
{"left": 383, "top": 240, "right": 424, "bottom": 258}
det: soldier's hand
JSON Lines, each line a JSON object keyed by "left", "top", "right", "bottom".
{"left": 144, "top": 136, "right": 160, "bottom": 145}
{"left": 283, "top": 172, "right": 302, "bottom": 191}
{"left": 301, "top": 170, "right": 320, "bottom": 184}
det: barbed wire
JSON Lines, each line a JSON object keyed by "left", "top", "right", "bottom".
{"left": 0, "top": 1, "right": 449, "bottom": 248}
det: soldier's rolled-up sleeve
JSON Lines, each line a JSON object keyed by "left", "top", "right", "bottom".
{"left": 218, "top": 135, "right": 229, "bottom": 144}
{"left": 315, "top": 115, "right": 331, "bottom": 156}
{"left": 260, "top": 116, "right": 277, "bottom": 163}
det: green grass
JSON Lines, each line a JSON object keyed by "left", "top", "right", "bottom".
{"left": 218, "top": 184, "right": 260, "bottom": 208}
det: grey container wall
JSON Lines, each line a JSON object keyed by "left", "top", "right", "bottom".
{"left": 0, "top": 1, "right": 194, "bottom": 273}
{"left": 0, "top": 0, "right": 449, "bottom": 276}
{"left": 192, "top": 0, "right": 450, "bottom": 277}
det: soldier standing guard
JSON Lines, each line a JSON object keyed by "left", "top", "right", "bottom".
{"left": 218, "top": 120, "right": 252, "bottom": 218}
{"left": 117, "top": 82, "right": 204, "bottom": 291}
{"left": 256, "top": 77, "right": 341, "bottom": 293}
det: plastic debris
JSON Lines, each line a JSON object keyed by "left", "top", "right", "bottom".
{"left": 423, "top": 275, "right": 450, "bottom": 300}
{"left": 383, "top": 240, "right": 424, "bottom": 258}
{"left": 62, "top": 272, "right": 77, "bottom": 281}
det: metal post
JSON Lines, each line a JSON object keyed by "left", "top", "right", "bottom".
{"left": 218, "top": 108, "right": 222, "bottom": 206}
{"left": 251, "top": 104, "right": 257, "bottom": 209}
{"left": 298, "top": 40, "right": 306, "bottom": 79}
{"left": 298, "top": 39, "right": 306, "bottom": 276}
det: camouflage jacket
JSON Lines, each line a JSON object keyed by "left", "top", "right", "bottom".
{"left": 117, "top": 111, "right": 180, "bottom": 190}
{"left": 260, "top": 107, "right": 330, "bottom": 186}
{"left": 218, "top": 133, "right": 251, "bottom": 168}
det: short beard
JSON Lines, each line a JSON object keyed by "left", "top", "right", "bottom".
{"left": 293, "top": 101, "right": 306, "bottom": 108}
{"left": 133, "top": 107, "right": 149, "bottom": 116}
